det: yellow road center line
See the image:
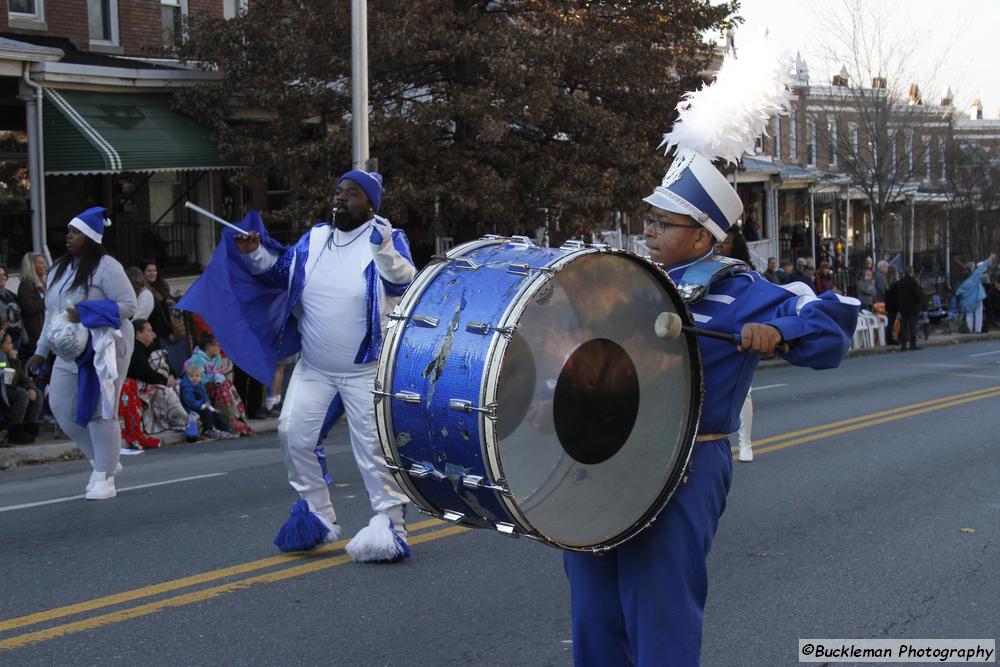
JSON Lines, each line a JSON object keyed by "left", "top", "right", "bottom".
{"left": 749, "top": 385, "right": 1000, "bottom": 447}
{"left": 7, "top": 386, "right": 1000, "bottom": 650}
{"left": 0, "top": 517, "right": 443, "bottom": 634}
{"left": 753, "top": 388, "right": 1000, "bottom": 455}
{"left": 0, "top": 525, "right": 470, "bottom": 652}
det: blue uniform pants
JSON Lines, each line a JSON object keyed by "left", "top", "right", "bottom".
{"left": 563, "top": 438, "right": 733, "bottom": 667}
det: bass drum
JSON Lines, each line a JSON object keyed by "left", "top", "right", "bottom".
{"left": 374, "top": 236, "right": 702, "bottom": 551}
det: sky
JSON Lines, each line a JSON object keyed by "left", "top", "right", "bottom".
{"left": 718, "top": 0, "right": 999, "bottom": 119}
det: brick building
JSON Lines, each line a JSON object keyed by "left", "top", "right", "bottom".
{"left": 735, "top": 51, "right": 1000, "bottom": 289}
{"left": 0, "top": 0, "right": 250, "bottom": 274}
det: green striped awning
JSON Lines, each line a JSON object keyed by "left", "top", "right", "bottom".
{"left": 43, "top": 89, "right": 240, "bottom": 175}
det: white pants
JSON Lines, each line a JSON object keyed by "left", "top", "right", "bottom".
{"left": 49, "top": 333, "right": 133, "bottom": 475}
{"left": 737, "top": 391, "right": 753, "bottom": 451}
{"left": 278, "top": 357, "right": 407, "bottom": 523}
{"left": 966, "top": 303, "right": 984, "bottom": 333}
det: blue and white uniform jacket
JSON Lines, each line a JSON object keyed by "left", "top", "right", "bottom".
{"left": 669, "top": 252, "right": 859, "bottom": 435}
{"left": 243, "top": 217, "right": 417, "bottom": 366}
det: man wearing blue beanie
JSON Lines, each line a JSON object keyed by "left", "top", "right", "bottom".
{"left": 234, "top": 169, "right": 417, "bottom": 562}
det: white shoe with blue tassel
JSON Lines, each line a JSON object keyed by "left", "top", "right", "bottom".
{"left": 346, "top": 505, "right": 410, "bottom": 563}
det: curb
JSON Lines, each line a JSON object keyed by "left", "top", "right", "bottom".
{"left": 757, "top": 329, "right": 1000, "bottom": 368}
{"left": 0, "top": 418, "right": 279, "bottom": 470}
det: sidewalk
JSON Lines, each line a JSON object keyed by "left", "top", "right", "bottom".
{"left": 758, "top": 327, "right": 1000, "bottom": 367}
{"left": 0, "top": 417, "right": 279, "bottom": 469}
{"left": 4, "top": 329, "right": 999, "bottom": 469}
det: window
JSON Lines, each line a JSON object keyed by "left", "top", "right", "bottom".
{"left": 9, "top": 0, "right": 43, "bottom": 21}
{"left": 149, "top": 172, "right": 183, "bottom": 224}
{"left": 827, "top": 119, "right": 837, "bottom": 168}
{"left": 889, "top": 137, "right": 897, "bottom": 179}
{"left": 790, "top": 112, "right": 798, "bottom": 162}
{"left": 906, "top": 132, "right": 914, "bottom": 175}
{"left": 806, "top": 119, "right": 816, "bottom": 166}
{"left": 923, "top": 136, "right": 931, "bottom": 181}
{"left": 88, "top": 0, "right": 119, "bottom": 44}
{"left": 754, "top": 134, "right": 763, "bottom": 154}
{"left": 940, "top": 142, "right": 946, "bottom": 182}
{"left": 772, "top": 116, "right": 781, "bottom": 160}
{"left": 162, "top": 0, "right": 188, "bottom": 47}
{"left": 223, "top": 0, "right": 248, "bottom": 19}
{"left": 850, "top": 124, "right": 859, "bottom": 155}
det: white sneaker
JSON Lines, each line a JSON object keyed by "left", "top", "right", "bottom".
{"left": 85, "top": 473, "right": 117, "bottom": 500}
{"left": 87, "top": 463, "right": 123, "bottom": 493}
{"left": 738, "top": 444, "right": 753, "bottom": 462}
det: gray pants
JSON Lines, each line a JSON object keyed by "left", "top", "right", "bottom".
{"left": 49, "top": 330, "right": 133, "bottom": 474}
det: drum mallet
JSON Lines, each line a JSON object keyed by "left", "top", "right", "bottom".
{"left": 184, "top": 201, "right": 248, "bottom": 235}
{"left": 654, "top": 311, "right": 788, "bottom": 353}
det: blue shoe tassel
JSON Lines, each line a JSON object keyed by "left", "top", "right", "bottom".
{"left": 273, "top": 499, "right": 329, "bottom": 553}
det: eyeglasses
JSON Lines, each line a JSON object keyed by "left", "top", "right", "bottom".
{"left": 643, "top": 215, "right": 701, "bottom": 234}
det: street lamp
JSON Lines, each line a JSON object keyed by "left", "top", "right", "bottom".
{"left": 351, "top": 0, "right": 369, "bottom": 170}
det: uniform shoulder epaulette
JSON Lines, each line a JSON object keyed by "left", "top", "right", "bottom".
{"left": 675, "top": 255, "right": 751, "bottom": 304}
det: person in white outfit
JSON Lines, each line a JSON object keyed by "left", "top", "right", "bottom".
{"left": 27, "top": 207, "right": 136, "bottom": 500}
{"left": 234, "top": 170, "right": 415, "bottom": 562}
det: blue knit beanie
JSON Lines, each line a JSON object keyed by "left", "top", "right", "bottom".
{"left": 338, "top": 170, "right": 383, "bottom": 213}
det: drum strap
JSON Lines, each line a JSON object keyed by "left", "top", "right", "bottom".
{"left": 675, "top": 256, "right": 751, "bottom": 304}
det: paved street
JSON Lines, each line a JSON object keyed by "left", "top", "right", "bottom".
{"left": 2, "top": 339, "right": 1000, "bottom": 666}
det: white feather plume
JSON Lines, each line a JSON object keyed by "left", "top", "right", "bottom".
{"left": 659, "top": 38, "right": 793, "bottom": 165}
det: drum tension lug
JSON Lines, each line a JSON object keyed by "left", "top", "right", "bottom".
{"left": 461, "top": 474, "right": 511, "bottom": 495}
{"left": 506, "top": 263, "right": 555, "bottom": 277}
{"left": 448, "top": 399, "right": 498, "bottom": 419}
{"left": 432, "top": 254, "right": 479, "bottom": 270}
{"left": 388, "top": 313, "right": 439, "bottom": 328}
{"left": 372, "top": 389, "right": 422, "bottom": 405}
{"left": 494, "top": 522, "right": 519, "bottom": 536}
{"left": 407, "top": 462, "right": 435, "bottom": 478}
{"left": 465, "top": 321, "right": 516, "bottom": 337}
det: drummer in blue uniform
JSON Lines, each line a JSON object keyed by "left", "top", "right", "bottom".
{"left": 562, "top": 43, "right": 860, "bottom": 666}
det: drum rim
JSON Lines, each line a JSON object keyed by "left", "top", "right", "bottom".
{"left": 484, "top": 249, "right": 704, "bottom": 552}
{"left": 479, "top": 245, "right": 600, "bottom": 541}
{"left": 581, "top": 254, "right": 704, "bottom": 552}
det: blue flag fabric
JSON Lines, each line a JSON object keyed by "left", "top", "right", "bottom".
{"left": 177, "top": 211, "right": 289, "bottom": 385}
{"left": 74, "top": 299, "right": 120, "bottom": 427}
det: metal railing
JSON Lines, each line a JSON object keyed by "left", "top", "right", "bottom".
{"left": 103, "top": 221, "right": 201, "bottom": 273}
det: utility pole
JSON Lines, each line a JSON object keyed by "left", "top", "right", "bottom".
{"left": 351, "top": 0, "right": 369, "bottom": 170}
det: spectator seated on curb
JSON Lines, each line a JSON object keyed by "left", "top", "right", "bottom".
{"left": 184, "top": 333, "right": 252, "bottom": 436}
{"left": 179, "top": 364, "right": 237, "bottom": 440}
{"left": 119, "top": 378, "right": 160, "bottom": 450}
{"left": 0, "top": 331, "right": 41, "bottom": 444}
{"left": 129, "top": 319, "right": 187, "bottom": 434}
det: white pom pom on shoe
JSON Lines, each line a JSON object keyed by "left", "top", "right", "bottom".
{"left": 346, "top": 513, "right": 411, "bottom": 563}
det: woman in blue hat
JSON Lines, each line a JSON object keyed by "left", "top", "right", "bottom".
{"left": 27, "top": 207, "right": 136, "bottom": 500}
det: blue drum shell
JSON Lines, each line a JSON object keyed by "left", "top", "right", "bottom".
{"left": 386, "top": 242, "right": 573, "bottom": 527}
